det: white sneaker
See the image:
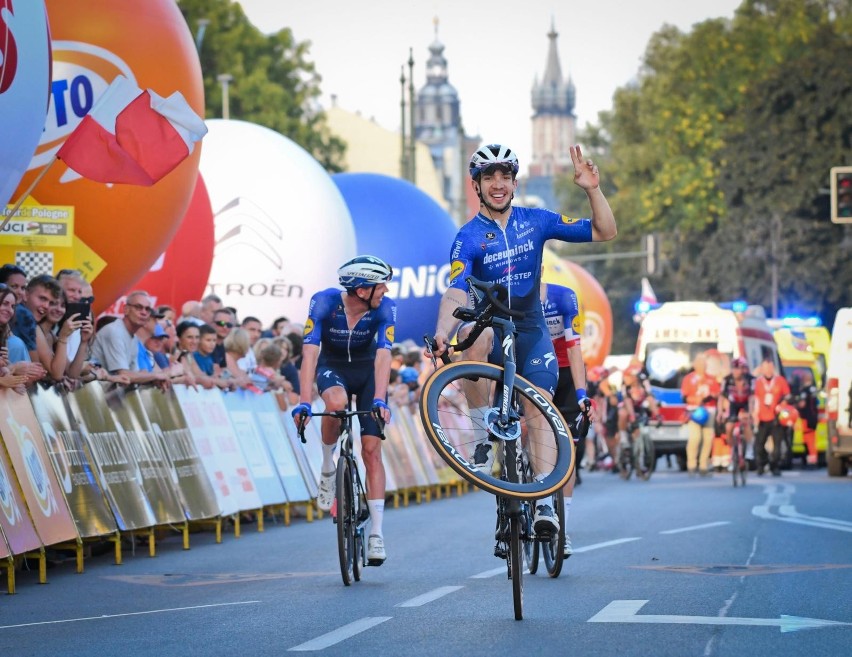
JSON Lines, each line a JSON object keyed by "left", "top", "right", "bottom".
{"left": 316, "top": 471, "right": 335, "bottom": 511}
{"left": 563, "top": 534, "right": 573, "bottom": 559}
{"left": 533, "top": 504, "right": 560, "bottom": 536}
{"left": 367, "top": 534, "right": 386, "bottom": 565}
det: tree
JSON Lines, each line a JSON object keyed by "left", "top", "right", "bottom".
{"left": 176, "top": 0, "right": 345, "bottom": 171}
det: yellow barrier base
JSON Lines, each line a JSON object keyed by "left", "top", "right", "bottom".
{"left": 1, "top": 555, "right": 16, "bottom": 594}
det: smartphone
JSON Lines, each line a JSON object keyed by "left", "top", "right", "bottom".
{"left": 61, "top": 301, "right": 91, "bottom": 326}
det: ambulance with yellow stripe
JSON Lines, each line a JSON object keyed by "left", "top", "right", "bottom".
{"left": 769, "top": 318, "right": 831, "bottom": 465}
{"left": 634, "top": 301, "right": 779, "bottom": 469}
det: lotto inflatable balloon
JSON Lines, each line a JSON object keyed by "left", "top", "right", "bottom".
{"left": 542, "top": 246, "right": 586, "bottom": 341}
{"left": 5, "top": 0, "right": 203, "bottom": 314}
{"left": 0, "top": 0, "right": 50, "bottom": 208}
{"left": 563, "top": 259, "right": 613, "bottom": 366}
{"left": 332, "top": 173, "right": 459, "bottom": 342}
{"left": 117, "top": 173, "right": 214, "bottom": 311}
{"left": 200, "top": 120, "right": 357, "bottom": 326}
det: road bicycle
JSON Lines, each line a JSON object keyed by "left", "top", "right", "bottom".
{"left": 421, "top": 276, "right": 575, "bottom": 619}
{"left": 729, "top": 413, "right": 748, "bottom": 487}
{"left": 296, "top": 405, "right": 383, "bottom": 586}
{"left": 619, "top": 407, "right": 657, "bottom": 481}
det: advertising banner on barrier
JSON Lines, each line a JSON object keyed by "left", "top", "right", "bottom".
{"left": 67, "top": 383, "right": 156, "bottom": 531}
{"left": 138, "top": 387, "right": 219, "bottom": 521}
{"left": 250, "top": 393, "right": 311, "bottom": 503}
{"left": 382, "top": 421, "right": 419, "bottom": 490}
{"left": 276, "top": 399, "right": 318, "bottom": 499}
{"left": 174, "top": 386, "right": 262, "bottom": 515}
{"left": 0, "top": 427, "right": 42, "bottom": 556}
{"left": 396, "top": 406, "right": 441, "bottom": 486}
{"left": 221, "top": 390, "right": 287, "bottom": 507}
{"left": 0, "top": 525, "right": 11, "bottom": 560}
{"left": 0, "top": 390, "right": 78, "bottom": 547}
{"left": 28, "top": 385, "right": 117, "bottom": 538}
{"left": 103, "top": 387, "right": 186, "bottom": 526}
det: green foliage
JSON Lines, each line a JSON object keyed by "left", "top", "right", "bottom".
{"left": 176, "top": 0, "right": 345, "bottom": 171}
{"left": 554, "top": 0, "right": 850, "bottom": 350}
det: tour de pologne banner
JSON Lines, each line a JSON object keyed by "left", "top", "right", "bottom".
{"left": 103, "top": 386, "right": 185, "bottom": 526}
{"left": 28, "top": 384, "right": 117, "bottom": 539}
{"left": 173, "top": 385, "right": 262, "bottom": 516}
{"left": 0, "top": 389, "right": 78, "bottom": 547}
{"left": 137, "top": 387, "right": 219, "bottom": 521}
{"left": 66, "top": 383, "right": 156, "bottom": 531}
{"left": 0, "top": 425, "right": 42, "bottom": 557}
{"left": 247, "top": 392, "right": 311, "bottom": 504}
{"left": 221, "top": 389, "right": 286, "bottom": 507}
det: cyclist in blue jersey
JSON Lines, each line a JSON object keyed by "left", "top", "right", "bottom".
{"left": 292, "top": 255, "right": 396, "bottom": 565}
{"left": 432, "top": 143, "right": 615, "bottom": 535}
{"left": 542, "top": 280, "right": 594, "bottom": 555}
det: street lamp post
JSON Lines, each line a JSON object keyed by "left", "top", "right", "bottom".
{"left": 217, "top": 73, "right": 233, "bottom": 119}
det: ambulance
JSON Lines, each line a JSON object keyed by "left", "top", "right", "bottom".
{"left": 634, "top": 301, "right": 779, "bottom": 469}
{"left": 826, "top": 308, "right": 852, "bottom": 477}
{"left": 769, "top": 320, "right": 831, "bottom": 465}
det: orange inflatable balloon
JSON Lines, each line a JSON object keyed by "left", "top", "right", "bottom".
{"left": 563, "top": 259, "right": 613, "bottom": 367}
{"left": 5, "top": 0, "right": 203, "bottom": 314}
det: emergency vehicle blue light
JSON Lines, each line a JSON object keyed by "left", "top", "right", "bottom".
{"left": 635, "top": 300, "right": 651, "bottom": 314}
{"left": 731, "top": 300, "right": 748, "bottom": 313}
{"left": 780, "top": 315, "right": 822, "bottom": 328}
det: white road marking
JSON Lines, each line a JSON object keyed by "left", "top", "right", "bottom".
{"left": 753, "top": 485, "right": 852, "bottom": 532}
{"left": 588, "top": 600, "right": 849, "bottom": 633}
{"left": 572, "top": 537, "right": 642, "bottom": 553}
{"left": 470, "top": 566, "right": 507, "bottom": 579}
{"left": 288, "top": 617, "right": 392, "bottom": 651}
{"left": 0, "top": 601, "right": 260, "bottom": 630}
{"left": 660, "top": 521, "right": 730, "bottom": 535}
{"left": 396, "top": 586, "right": 464, "bottom": 607}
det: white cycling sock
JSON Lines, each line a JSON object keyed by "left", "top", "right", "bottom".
{"left": 367, "top": 499, "right": 385, "bottom": 537}
{"left": 563, "top": 496, "right": 573, "bottom": 524}
{"left": 321, "top": 442, "right": 335, "bottom": 473}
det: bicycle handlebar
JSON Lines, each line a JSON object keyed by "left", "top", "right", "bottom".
{"left": 466, "top": 276, "right": 525, "bottom": 320}
{"left": 295, "top": 409, "right": 385, "bottom": 443}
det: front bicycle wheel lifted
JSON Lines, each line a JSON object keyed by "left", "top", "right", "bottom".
{"left": 420, "top": 361, "right": 574, "bottom": 499}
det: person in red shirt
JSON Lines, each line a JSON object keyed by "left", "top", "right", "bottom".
{"left": 680, "top": 352, "right": 721, "bottom": 476}
{"left": 753, "top": 358, "right": 791, "bottom": 476}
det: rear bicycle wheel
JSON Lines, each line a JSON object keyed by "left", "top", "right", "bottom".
{"left": 420, "top": 361, "right": 574, "bottom": 499}
{"left": 509, "top": 515, "right": 524, "bottom": 620}
{"left": 336, "top": 458, "right": 355, "bottom": 586}
{"left": 541, "top": 487, "right": 565, "bottom": 577}
{"left": 618, "top": 442, "right": 633, "bottom": 480}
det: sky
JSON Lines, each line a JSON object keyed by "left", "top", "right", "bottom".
{"left": 237, "top": 0, "right": 743, "bottom": 176}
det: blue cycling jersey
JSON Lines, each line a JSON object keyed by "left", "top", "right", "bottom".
{"left": 448, "top": 206, "right": 593, "bottom": 320}
{"left": 302, "top": 288, "right": 396, "bottom": 363}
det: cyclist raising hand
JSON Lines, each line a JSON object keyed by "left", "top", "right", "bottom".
{"left": 432, "top": 143, "right": 616, "bottom": 534}
{"left": 293, "top": 255, "right": 396, "bottom": 565}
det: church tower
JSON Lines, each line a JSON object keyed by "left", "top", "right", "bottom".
{"left": 529, "top": 19, "right": 576, "bottom": 179}
{"left": 415, "top": 18, "right": 477, "bottom": 222}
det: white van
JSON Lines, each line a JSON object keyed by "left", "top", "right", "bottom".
{"left": 826, "top": 308, "right": 852, "bottom": 476}
{"left": 635, "top": 301, "right": 780, "bottom": 468}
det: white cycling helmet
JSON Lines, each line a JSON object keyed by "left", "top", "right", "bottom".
{"left": 469, "top": 143, "right": 519, "bottom": 179}
{"left": 337, "top": 255, "right": 393, "bottom": 290}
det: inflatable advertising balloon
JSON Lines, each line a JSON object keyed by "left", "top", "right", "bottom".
{"left": 0, "top": 0, "right": 50, "bottom": 208}
{"left": 200, "top": 120, "right": 357, "bottom": 326}
{"left": 541, "top": 247, "right": 612, "bottom": 366}
{"left": 333, "top": 173, "right": 459, "bottom": 343}
{"left": 105, "top": 173, "right": 214, "bottom": 314}
{"left": 564, "top": 259, "right": 612, "bottom": 366}
{"left": 3, "top": 0, "right": 203, "bottom": 315}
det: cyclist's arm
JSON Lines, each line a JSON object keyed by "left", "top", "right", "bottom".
{"left": 433, "top": 287, "right": 469, "bottom": 354}
{"left": 587, "top": 187, "right": 617, "bottom": 242}
{"left": 298, "top": 344, "right": 320, "bottom": 405}
{"left": 373, "top": 347, "right": 391, "bottom": 402}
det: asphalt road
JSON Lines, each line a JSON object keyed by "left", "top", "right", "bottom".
{"left": 1, "top": 466, "right": 850, "bottom": 657}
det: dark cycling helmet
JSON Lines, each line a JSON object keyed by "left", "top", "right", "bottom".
{"left": 337, "top": 255, "right": 393, "bottom": 290}
{"left": 690, "top": 406, "right": 710, "bottom": 426}
{"left": 731, "top": 357, "right": 748, "bottom": 368}
{"left": 469, "top": 143, "right": 519, "bottom": 180}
